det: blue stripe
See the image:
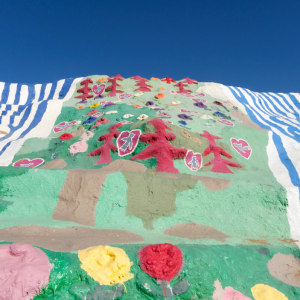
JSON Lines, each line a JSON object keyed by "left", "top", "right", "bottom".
{"left": 0, "top": 83, "right": 10, "bottom": 104}
{"left": 59, "top": 78, "right": 73, "bottom": 99}
{"left": 38, "top": 84, "right": 46, "bottom": 101}
{"left": 47, "top": 82, "right": 57, "bottom": 100}
{"left": 0, "top": 104, "right": 32, "bottom": 142}
{"left": 19, "top": 101, "right": 48, "bottom": 138}
{"left": 14, "top": 84, "right": 22, "bottom": 105}
{"left": 27, "top": 85, "right": 35, "bottom": 104}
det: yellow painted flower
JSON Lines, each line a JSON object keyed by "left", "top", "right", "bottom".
{"left": 251, "top": 284, "right": 288, "bottom": 300}
{"left": 90, "top": 103, "right": 100, "bottom": 108}
{"left": 78, "top": 245, "right": 134, "bottom": 286}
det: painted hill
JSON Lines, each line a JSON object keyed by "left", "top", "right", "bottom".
{"left": 0, "top": 75, "right": 299, "bottom": 299}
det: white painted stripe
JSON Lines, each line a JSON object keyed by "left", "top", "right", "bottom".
{"left": 43, "top": 83, "right": 52, "bottom": 100}
{"left": 6, "top": 83, "right": 18, "bottom": 105}
{"left": 53, "top": 79, "right": 65, "bottom": 99}
{"left": 19, "top": 85, "right": 29, "bottom": 105}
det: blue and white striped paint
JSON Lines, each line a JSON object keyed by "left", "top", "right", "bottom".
{"left": 0, "top": 77, "right": 82, "bottom": 165}
{"left": 226, "top": 86, "right": 300, "bottom": 242}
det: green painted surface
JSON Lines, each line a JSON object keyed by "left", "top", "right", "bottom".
{"left": 28, "top": 244, "right": 300, "bottom": 299}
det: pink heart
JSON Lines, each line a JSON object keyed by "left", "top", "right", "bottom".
{"left": 231, "top": 138, "right": 252, "bottom": 159}
{"left": 119, "top": 93, "right": 132, "bottom": 100}
{"left": 13, "top": 158, "right": 44, "bottom": 168}
{"left": 185, "top": 150, "right": 202, "bottom": 171}
{"left": 92, "top": 84, "right": 106, "bottom": 95}
{"left": 217, "top": 119, "right": 234, "bottom": 126}
{"left": 117, "top": 130, "right": 141, "bottom": 156}
{"left": 53, "top": 121, "right": 77, "bottom": 133}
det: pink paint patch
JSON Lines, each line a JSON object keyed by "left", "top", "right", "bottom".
{"left": 119, "top": 93, "right": 132, "bottom": 100}
{"left": 69, "top": 140, "right": 88, "bottom": 154}
{"left": 92, "top": 84, "right": 106, "bottom": 95}
{"left": 193, "top": 98, "right": 207, "bottom": 103}
{"left": 181, "top": 109, "right": 198, "bottom": 114}
{"left": 120, "top": 120, "right": 133, "bottom": 125}
{"left": 117, "top": 130, "right": 141, "bottom": 156}
{"left": 158, "top": 112, "right": 172, "bottom": 118}
{"left": 185, "top": 150, "right": 202, "bottom": 171}
{"left": 87, "top": 109, "right": 98, "bottom": 116}
{"left": 231, "top": 138, "right": 252, "bottom": 159}
{"left": 53, "top": 121, "right": 77, "bottom": 133}
{"left": 13, "top": 158, "right": 44, "bottom": 168}
{"left": 164, "top": 120, "right": 173, "bottom": 124}
{"left": 0, "top": 243, "right": 52, "bottom": 300}
{"left": 92, "top": 112, "right": 104, "bottom": 118}
{"left": 218, "top": 119, "right": 234, "bottom": 126}
{"left": 224, "top": 287, "right": 251, "bottom": 300}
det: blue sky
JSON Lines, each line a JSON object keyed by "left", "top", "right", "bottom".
{"left": 0, "top": 0, "right": 299, "bottom": 92}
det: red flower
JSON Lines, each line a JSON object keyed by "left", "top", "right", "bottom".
{"left": 138, "top": 243, "right": 183, "bottom": 282}
{"left": 59, "top": 133, "right": 73, "bottom": 140}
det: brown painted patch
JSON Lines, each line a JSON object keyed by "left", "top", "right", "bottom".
{"left": 268, "top": 253, "right": 300, "bottom": 287}
{"left": 278, "top": 238, "right": 299, "bottom": 244}
{"left": 0, "top": 130, "right": 8, "bottom": 135}
{"left": 232, "top": 110, "right": 268, "bottom": 131}
{"left": 71, "top": 126, "right": 85, "bottom": 137}
{"left": 0, "top": 225, "right": 143, "bottom": 252}
{"left": 164, "top": 222, "right": 229, "bottom": 242}
{"left": 182, "top": 129, "right": 202, "bottom": 144}
{"left": 40, "top": 159, "right": 67, "bottom": 169}
{"left": 194, "top": 176, "right": 231, "bottom": 191}
{"left": 246, "top": 239, "right": 271, "bottom": 245}
{"left": 123, "top": 170, "right": 197, "bottom": 229}
{"left": 53, "top": 160, "right": 146, "bottom": 226}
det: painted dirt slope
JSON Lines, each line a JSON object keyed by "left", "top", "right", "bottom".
{"left": 0, "top": 75, "right": 299, "bottom": 299}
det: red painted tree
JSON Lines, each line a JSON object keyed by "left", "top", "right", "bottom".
{"left": 131, "top": 119, "right": 187, "bottom": 173}
{"left": 180, "top": 77, "right": 198, "bottom": 85}
{"left": 161, "top": 77, "right": 176, "bottom": 84}
{"left": 106, "top": 74, "right": 124, "bottom": 97}
{"left": 131, "top": 76, "right": 152, "bottom": 92}
{"left": 200, "top": 130, "right": 242, "bottom": 173}
{"left": 75, "top": 78, "right": 94, "bottom": 102}
{"left": 88, "top": 123, "right": 123, "bottom": 164}
{"left": 174, "top": 82, "right": 192, "bottom": 94}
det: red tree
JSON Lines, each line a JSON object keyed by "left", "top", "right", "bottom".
{"left": 174, "top": 82, "right": 192, "bottom": 94}
{"left": 200, "top": 130, "right": 242, "bottom": 173}
{"left": 106, "top": 74, "right": 124, "bottom": 97}
{"left": 131, "top": 76, "right": 152, "bottom": 92}
{"left": 75, "top": 78, "right": 94, "bottom": 102}
{"left": 161, "top": 77, "right": 176, "bottom": 84}
{"left": 131, "top": 119, "right": 187, "bottom": 173}
{"left": 88, "top": 123, "right": 123, "bottom": 164}
{"left": 180, "top": 77, "right": 198, "bottom": 85}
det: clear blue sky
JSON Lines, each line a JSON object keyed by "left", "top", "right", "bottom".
{"left": 0, "top": 0, "right": 299, "bottom": 93}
